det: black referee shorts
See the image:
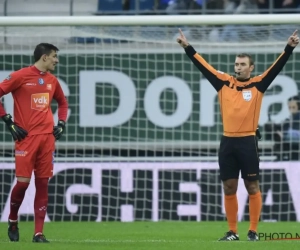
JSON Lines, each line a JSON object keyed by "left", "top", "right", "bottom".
{"left": 218, "top": 135, "right": 260, "bottom": 181}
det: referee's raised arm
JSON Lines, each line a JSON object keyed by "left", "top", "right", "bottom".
{"left": 255, "top": 30, "right": 299, "bottom": 93}
{"left": 177, "top": 28, "right": 230, "bottom": 92}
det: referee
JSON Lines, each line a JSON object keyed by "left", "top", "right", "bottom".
{"left": 177, "top": 29, "right": 299, "bottom": 241}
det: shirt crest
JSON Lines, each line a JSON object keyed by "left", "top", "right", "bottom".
{"left": 242, "top": 90, "right": 252, "bottom": 101}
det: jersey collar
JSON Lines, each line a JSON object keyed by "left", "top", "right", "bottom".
{"left": 236, "top": 77, "right": 250, "bottom": 82}
{"left": 31, "top": 65, "right": 48, "bottom": 75}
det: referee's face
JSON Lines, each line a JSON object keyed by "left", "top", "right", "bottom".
{"left": 234, "top": 57, "right": 254, "bottom": 81}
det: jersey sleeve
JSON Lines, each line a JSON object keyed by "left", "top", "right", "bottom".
{"left": 53, "top": 79, "right": 68, "bottom": 122}
{"left": 184, "top": 45, "right": 232, "bottom": 91}
{"left": 0, "top": 88, "right": 7, "bottom": 116}
{"left": 255, "top": 44, "right": 294, "bottom": 93}
{"left": 0, "top": 71, "right": 23, "bottom": 94}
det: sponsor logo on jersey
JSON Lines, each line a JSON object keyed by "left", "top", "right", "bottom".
{"left": 38, "top": 78, "right": 44, "bottom": 85}
{"left": 31, "top": 93, "right": 49, "bottom": 112}
{"left": 26, "top": 83, "right": 36, "bottom": 86}
{"left": 47, "top": 84, "right": 52, "bottom": 90}
{"left": 15, "top": 150, "right": 28, "bottom": 156}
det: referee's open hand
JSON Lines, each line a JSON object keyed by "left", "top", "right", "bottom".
{"left": 288, "top": 30, "right": 299, "bottom": 47}
{"left": 177, "top": 28, "right": 189, "bottom": 48}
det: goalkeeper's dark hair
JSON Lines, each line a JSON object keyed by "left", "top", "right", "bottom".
{"left": 34, "top": 43, "right": 59, "bottom": 62}
{"left": 236, "top": 53, "right": 254, "bottom": 66}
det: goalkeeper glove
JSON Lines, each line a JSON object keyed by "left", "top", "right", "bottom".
{"left": 53, "top": 120, "right": 66, "bottom": 140}
{"left": 2, "top": 114, "right": 28, "bottom": 141}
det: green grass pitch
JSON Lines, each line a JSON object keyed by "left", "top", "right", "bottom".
{"left": 0, "top": 222, "right": 300, "bottom": 250}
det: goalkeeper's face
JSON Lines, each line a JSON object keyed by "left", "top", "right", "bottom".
{"left": 44, "top": 50, "right": 59, "bottom": 72}
{"left": 234, "top": 56, "right": 254, "bottom": 81}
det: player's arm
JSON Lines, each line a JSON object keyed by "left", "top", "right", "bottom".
{"left": 0, "top": 88, "right": 6, "bottom": 117}
{"left": 256, "top": 30, "right": 299, "bottom": 93}
{"left": 0, "top": 72, "right": 28, "bottom": 141}
{"left": 52, "top": 79, "right": 68, "bottom": 140}
{"left": 177, "top": 28, "right": 231, "bottom": 91}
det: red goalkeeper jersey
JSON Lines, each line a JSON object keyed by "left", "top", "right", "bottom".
{"left": 0, "top": 66, "right": 68, "bottom": 135}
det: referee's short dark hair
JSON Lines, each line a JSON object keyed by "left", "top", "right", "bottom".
{"left": 34, "top": 43, "right": 59, "bottom": 62}
{"left": 236, "top": 53, "right": 254, "bottom": 66}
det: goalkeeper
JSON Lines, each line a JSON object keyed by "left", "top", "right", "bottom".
{"left": 0, "top": 43, "right": 68, "bottom": 243}
{"left": 177, "top": 29, "right": 299, "bottom": 241}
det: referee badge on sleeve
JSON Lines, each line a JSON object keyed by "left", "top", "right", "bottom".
{"left": 242, "top": 90, "right": 252, "bottom": 101}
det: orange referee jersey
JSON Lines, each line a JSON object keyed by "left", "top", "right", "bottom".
{"left": 185, "top": 44, "right": 294, "bottom": 137}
